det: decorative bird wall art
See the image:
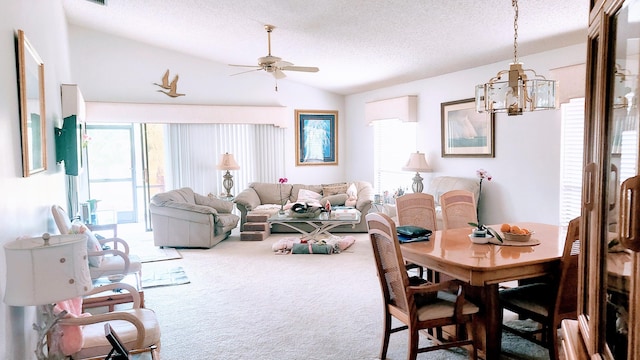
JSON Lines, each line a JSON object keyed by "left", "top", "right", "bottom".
{"left": 154, "top": 69, "right": 185, "bottom": 97}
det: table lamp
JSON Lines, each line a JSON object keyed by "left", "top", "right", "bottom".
{"left": 217, "top": 152, "right": 240, "bottom": 198}
{"left": 402, "top": 151, "right": 432, "bottom": 193}
{"left": 4, "top": 233, "right": 92, "bottom": 360}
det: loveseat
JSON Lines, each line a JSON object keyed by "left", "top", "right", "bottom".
{"left": 149, "top": 187, "right": 240, "bottom": 248}
{"left": 234, "top": 181, "right": 374, "bottom": 233}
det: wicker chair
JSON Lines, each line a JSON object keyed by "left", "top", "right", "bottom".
{"left": 499, "top": 217, "right": 581, "bottom": 360}
{"left": 440, "top": 190, "right": 478, "bottom": 230}
{"left": 366, "top": 212, "right": 479, "bottom": 360}
{"left": 395, "top": 193, "right": 438, "bottom": 279}
{"left": 51, "top": 205, "right": 142, "bottom": 285}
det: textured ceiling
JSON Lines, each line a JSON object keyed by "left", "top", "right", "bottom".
{"left": 62, "top": 0, "right": 589, "bottom": 95}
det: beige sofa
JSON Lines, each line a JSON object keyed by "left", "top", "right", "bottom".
{"left": 234, "top": 181, "right": 374, "bottom": 233}
{"left": 149, "top": 187, "right": 240, "bottom": 248}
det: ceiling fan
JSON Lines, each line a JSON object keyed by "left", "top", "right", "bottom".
{"left": 229, "top": 25, "right": 319, "bottom": 79}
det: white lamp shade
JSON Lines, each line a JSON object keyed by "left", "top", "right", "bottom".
{"left": 3, "top": 234, "right": 92, "bottom": 306}
{"left": 402, "top": 152, "right": 431, "bottom": 172}
{"left": 216, "top": 153, "right": 240, "bottom": 171}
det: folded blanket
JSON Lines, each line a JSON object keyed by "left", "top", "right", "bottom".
{"left": 291, "top": 243, "right": 334, "bottom": 254}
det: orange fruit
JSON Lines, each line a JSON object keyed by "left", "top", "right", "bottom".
{"left": 522, "top": 228, "right": 530, "bottom": 235}
{"left": 510, "top": 225, "right": 522, "bottom": 234}
{"left": 500, "top": 223, "right": 511, "bottom": 232}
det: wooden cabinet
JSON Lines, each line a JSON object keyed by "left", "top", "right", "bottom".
{"left": 564, "top": 0, "right": 640, "bottom": 358}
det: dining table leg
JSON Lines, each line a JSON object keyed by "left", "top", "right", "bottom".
{"left": 467, "top": 283, "right": 502, "bottom": 360}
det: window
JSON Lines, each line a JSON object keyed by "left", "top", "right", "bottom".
{"left": 373, "top": 119, "right": 417, "bottom": 203}
{"left": 559, "top": 98, "right": 585, "bottom": 226}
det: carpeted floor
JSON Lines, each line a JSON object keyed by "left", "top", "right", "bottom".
{"left": 137, "top": 229, "right": 559, "bottom": 360}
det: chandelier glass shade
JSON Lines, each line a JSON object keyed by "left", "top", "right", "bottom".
{"left": 475, "top": 0, "right": 557, "bottom": 116}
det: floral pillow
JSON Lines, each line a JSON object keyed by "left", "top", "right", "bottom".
{"left": 70, "top": 220, "right": 103, "bottom": 267}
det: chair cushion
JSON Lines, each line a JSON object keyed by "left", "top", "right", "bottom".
{"left": 75, "top": 308, "right": 160, "bottom": 359}
{"left": 89, "top": 254, "right": 141, "bottom": 279}
{"left": 416, "top": 291, "right": 479, "bottom": 321}
{"left": 499, "top": 283, "right": 552, "bottom": 318}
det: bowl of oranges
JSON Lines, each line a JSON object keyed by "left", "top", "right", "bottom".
{"left": 500, "top": 223, "right": 533, "bottom": 242}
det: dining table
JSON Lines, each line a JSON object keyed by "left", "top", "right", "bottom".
{"left": 400, "top": 222, "right": 567, "bottom": 360}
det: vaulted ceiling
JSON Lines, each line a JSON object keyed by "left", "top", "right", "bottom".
{"left": 62, "top": 0, "right": 588, "bottom": 95}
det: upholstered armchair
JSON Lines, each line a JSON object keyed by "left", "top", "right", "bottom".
{"left": 51, "top": 205, "right": 142, "bottom": 284}
{"left": 149, "top": 187, "right": 239, "bottom": 248}
{"left": 50, "top": 283, "right": 160, "bottom": 359}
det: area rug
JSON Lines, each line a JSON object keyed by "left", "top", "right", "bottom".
{"left": 141, "top": 265, "right": 190, "bottom": 289}
{"left": 136, "top": 246, "right": 182, "bottom": 263}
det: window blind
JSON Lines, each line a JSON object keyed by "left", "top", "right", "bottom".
{"left": 559, "top": 98, "right": 585, "bottom": 226}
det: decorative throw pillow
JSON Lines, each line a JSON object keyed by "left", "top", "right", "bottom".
{"left": 322, "top": 182, "right": 349, "bottom": 196}
{"left": 297, "top": 188, "right": 322, "bottom": 202}
{"left": 320, "top": 194, "right": 348, "bottom": 207}
{"left": 345, "top": 183, "right": 358, "bottom": 207}
{"left": 346, "top": 183, "right": 358, "bottom": 198}
{"left": 70, "top": 220, "right": 103, "bottom": 267}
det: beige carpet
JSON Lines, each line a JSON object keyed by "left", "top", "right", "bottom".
{"left": 140, "top": 230, "right": 554, "bottom": 360}
{"left": 136, "top": 247, "right": 182, "bottom": 263}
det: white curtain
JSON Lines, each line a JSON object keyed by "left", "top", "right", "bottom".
{"left": 167, "top": 123, "right": 285, "bottom": 197}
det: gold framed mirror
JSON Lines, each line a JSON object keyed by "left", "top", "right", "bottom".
{"left": 16, "top": 29, "right": 46, "bottom": 177}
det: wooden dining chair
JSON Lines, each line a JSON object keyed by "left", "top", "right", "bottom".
{"left": 366, "top": 212, "right": 479, "bottom": 360}
{"left": 498, "top": 216, "right": 581, "bottom": 360}
{"left": 440, "top": 190, "right": 478, "bottom": 230}
{"left": 395, "top": 193, "right": 438, "bottom": 280}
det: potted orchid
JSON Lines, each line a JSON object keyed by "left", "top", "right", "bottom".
{"left": 469, "top": 168, "right": 502, "bottom": 242}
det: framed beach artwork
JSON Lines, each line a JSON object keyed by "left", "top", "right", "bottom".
{"left": 441, "top": 98, "right": 495, "bottom": 157}
{"left": 295, "top": 110, "right": 338, "bottom": 166}
{"left": 16, "top": 29, "right": 47, "bottom": 176}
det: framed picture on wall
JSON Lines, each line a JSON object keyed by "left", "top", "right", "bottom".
{"left": 295, "top": 109, "right": 338, "bottom": 166}
{"left": 16, "top": 29, "right": 47, "bottom": 177}
{"left": 441, "top": 98, "right": 495, "bottom": 157}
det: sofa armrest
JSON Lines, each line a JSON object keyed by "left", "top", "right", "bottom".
{"left": 156, "top": 201, "right": 219, "bottom": 215}
{"left": 149, "top": 203, "right": 218, "bottom": 224}
{"left": 354, "top": 181, "right": 374, "bottom": 211}
{"left": 194, "top": 193, "right": 233, "bottom": 213}
{"left": 234, "top": 187, "right": 261, "bottom": 211}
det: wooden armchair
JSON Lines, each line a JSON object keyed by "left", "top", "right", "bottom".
{"left": 51, "top": 283, "right": 160, "bottom": 359}
{"left": 498, "top": 217, "right": 581, "bottom": 360}
{"left": 51, "top": 205, "right": 142, "bottom": 285}
{"left": 366, "top": 212, "right": 479, "bottom": 360}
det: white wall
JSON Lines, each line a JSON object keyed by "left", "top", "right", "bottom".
{"left": 0, "top": 1, "right": 72, "bottom": 359}
{"left": 67, "top": 25, "right": 347, "bottom": 186}
{"left": 345, "top": 44, "right": 586, "bottom": 225}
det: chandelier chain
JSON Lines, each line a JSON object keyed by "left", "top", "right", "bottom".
{"left": 513, "top": 0, "right": 519, "bottom": 64}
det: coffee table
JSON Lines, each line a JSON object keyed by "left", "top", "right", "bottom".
{"left": 267, "top": 211, "right": 361, "bottom": 240}
{"left": 83, "top": 273, "right": 144, "bottom": 312}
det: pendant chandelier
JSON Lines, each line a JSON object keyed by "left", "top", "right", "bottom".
{"left": 475, "top": 0, "right": 557, "bottom": 116}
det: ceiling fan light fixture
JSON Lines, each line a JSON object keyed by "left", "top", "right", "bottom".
{"left": 475, "top": 0, "right": 557, "bottom": 116}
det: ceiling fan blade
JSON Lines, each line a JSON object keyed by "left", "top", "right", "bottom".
{"left": 273, "top": 69, "right": 287, "bottom": 79}
{"left": 230, "top": 68, "right": 263, "bottom": 77}
{"left": 280, "top": 65, "right": 319, "bottom": 73}
{"left": 229, "top": 64, "right": 261, "bottom": 69}
{"left": 274, "top": 60, "right": 293, "bottom": 68}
